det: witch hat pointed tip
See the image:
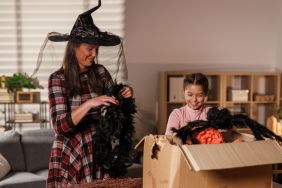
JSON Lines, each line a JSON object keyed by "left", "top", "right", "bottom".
{"left": 82, "top": 0, "right": 102, "bottom": 16}
{"left": 45, "top": 0, "right": 120, "bottom": 46}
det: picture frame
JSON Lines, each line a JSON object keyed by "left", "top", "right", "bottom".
{"left": 16, "top": 91, "right": 33, "bottom": 103}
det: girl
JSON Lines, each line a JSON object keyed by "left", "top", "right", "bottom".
{"left": 165, "top": 73, "right": 210, "bottom": 135}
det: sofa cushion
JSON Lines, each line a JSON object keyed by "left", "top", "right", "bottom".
{"left": 21, "top": 129, "right": 54, "bottom": 172}
{"left": 0, "top": 153, "right": 11, "bottom": 180}
{"left": 0, "top": 172, "right": 46, "bottom": 188}
{"left": 0, "top": 130, "right": 26, "bottom": 171}
{"left": 34, "top": 169, "right": 49, "bottom": 178}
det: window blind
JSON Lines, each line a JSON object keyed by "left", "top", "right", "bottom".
{"left": 0, "top": 0, "right": 125, "bottom": 102}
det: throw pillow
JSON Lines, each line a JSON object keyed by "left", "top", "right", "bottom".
{"left": 0, "top": 153, "right": 11, "bottom": 180}
{"left": 0, "top": 130, "right": 25, "bottom": 171}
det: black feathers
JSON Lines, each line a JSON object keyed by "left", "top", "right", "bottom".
{"left": 92, "top": 83, "right": 136, "bottom": 178}
{"left": 172, "top": 107, "right": 282, "bottom": 144}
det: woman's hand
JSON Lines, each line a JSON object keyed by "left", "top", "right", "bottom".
{"left": 71, "top": 95, "right": 118, "bottom": 126}
{"left": 88, "top": 95, "right": 118, "bottom": 108}
{"left": 120, "top": 86, "right": 133, "bottom": 98}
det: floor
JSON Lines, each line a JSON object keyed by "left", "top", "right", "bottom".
{"left": 273, "top": 182, "right": 282, "bottom": 188}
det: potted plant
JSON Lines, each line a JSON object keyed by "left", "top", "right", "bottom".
{"left": 5, "top": 72, "right": 43, "bottom": 103}
{"left": 5, "top": 72, "right": 43, "bottom": 92}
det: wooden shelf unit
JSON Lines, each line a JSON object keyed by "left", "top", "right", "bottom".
{"left": 0, "top": 101, "right": 50, "bottom": 129}
{"left": 158, "top": 71, "right": 281, "bottom": 134}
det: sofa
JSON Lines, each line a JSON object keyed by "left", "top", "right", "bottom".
{"left": 0, "top": 129, "right": 142, "bottom": 188}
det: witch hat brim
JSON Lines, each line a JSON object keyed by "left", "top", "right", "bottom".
{"left": 47, "top": 0, "right": 121, "bottom": 46}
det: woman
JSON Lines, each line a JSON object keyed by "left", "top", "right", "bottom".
{"left": 46, "top": 1, "right": 133, "bottom": 187}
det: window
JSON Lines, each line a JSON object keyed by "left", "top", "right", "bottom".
{"left": 0, "top": 0, "right": 125, "bottom": 101}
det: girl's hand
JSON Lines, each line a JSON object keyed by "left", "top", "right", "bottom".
{"left": 120, "top": 86, "right": 133, "bottom": 98}
{"left": 88, "top": 95, "right": 118, "bottom": 108}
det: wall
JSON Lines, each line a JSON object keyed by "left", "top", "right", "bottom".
{"left": 124, "top": 0, "right": 282, "bottom": 139}
{"left": 276, "top": 0, "right": 282, "bottom": 70}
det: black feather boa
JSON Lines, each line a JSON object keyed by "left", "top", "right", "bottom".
{"left": 92, "top": 83, "right": 136, "bottom": 178}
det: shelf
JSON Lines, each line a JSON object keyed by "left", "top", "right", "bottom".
{"left": 273, "top": 170, "right": 282, "bottom": 174}
{"left": 7, "top": 119, "right": 49, "bottom": 123}
{"left": 226, "top": 101, "right": 276, "bottom": 104}
{"left": 159, "top": 71, "right": 281, "bottom": 134}
{"left": 168, "top": 101, "right": 220, "bottom": 104}
{"left": 167, "top": 101, "right": 184, "bottom": 104}
{"left": 0, "top": 101, "right": 48, "bottom": 105}
{"left": 252, "top": 101, "right": 277, "bottom": 104}
{"left": 206, "top": 101, "right": 221, "bottom": 104}
{"left": 226, "top": 101, "right": 251, "bottom": 104}
{"left": 0, "top": 101, "right": 50, "bottom": 129}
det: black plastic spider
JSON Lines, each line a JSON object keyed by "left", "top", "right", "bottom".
{"left": 172, "top": 107, "right": 282, "bottom": 145}
{"left": 92, "top": 83, "right": 137, "bottom": 178}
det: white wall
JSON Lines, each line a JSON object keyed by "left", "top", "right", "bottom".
{"left": 124, "top": 0, "right": 282, "bottom": 139}
{"left": 125, "top": 0, "right": 280, "bottom": 68}
{"left": 276, "top": 0, "right": 282, "bottom": 70}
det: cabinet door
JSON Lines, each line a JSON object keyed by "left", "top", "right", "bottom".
{"left": 168, "top": 76, "right": 185, "bottom": 103}
{"left": 166, "top": 75, "right": 185, "bottom": 130}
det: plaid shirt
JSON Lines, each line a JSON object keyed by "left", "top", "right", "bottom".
{"left": 47, "top": 64, "right": 113, "bottom": 188}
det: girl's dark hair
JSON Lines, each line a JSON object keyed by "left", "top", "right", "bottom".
{"left": 63, "top": 42, "right": 104, "bottom": 97}
{"left": 183, "top": 73, "right": 209, "bottom": 94}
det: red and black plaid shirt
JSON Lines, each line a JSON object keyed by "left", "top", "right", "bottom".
{"left": 47, "top": 64, "right": 113, "bottom": 188}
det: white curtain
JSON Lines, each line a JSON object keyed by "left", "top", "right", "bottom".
{"left": 0, "top": 0, "right": 125, "bottom": 101}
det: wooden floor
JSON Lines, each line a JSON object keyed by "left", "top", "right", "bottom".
{"left": 273, "top": 182, "right": 282, "bottom": 188}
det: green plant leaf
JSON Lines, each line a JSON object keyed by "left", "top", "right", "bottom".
{"left": 5, "top": 72, "right": 43, "bottom": 92}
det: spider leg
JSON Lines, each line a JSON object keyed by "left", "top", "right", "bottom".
{"left": 234, "top": 114, "right": 282, "bottom": 142}
{"left": 233, "top": 115, "right": 264, "bottom": 140}
{"left": 251, "top": 119, "right": 282, "bottom": 142}
{"left": 171, "top": 126, "right": 191, "bottom": 144}
{"left": 171, "top": 121, "right": 210, "bottom": 144}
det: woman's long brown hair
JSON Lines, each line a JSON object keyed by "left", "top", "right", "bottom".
{"left": 63, "top": 42, "right": 104, "bottom": 97}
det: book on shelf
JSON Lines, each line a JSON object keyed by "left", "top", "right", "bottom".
{"left": 0, "top": 89, "right": 14, "bottom": 102}
{"left": 15, "top": 112, "right": 33, "bottom": 122}
{"left": 169, "top": 77, "right": 184, "bottom": 102}
{"left": 0, "top": 88, "right": 8, "bottom": 93}
{"left": 15, "top": 119, "right": 34, "bottom": 123}
{"left": 0, "top": 97, "right": 14, "bottom": 103}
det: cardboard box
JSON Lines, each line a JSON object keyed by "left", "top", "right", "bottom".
{"left": 136, "top": 135, "right": 282, "bottom": 188}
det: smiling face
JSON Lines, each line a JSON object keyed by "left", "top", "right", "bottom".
{"left": 184, "top": 84, "right": 207, "bottom": 110}
{"left": 75, "top": 43, "right": 98, "bottom": 71}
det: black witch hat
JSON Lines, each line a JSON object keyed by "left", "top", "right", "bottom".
{"left": 48, "top": 0, "right": 120, "bottom": 46}
{"left": 32, "top": 0, "right": 127, "bottom": 81}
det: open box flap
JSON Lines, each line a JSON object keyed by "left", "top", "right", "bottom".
{"left": 180, "top": 140, "right": 282, "bottom": 171}
{"left": 134, "top": 134, "right": 174, "bottom": 150}
{"left": 134, "top": 136, "right": 146, "bottom": 150}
